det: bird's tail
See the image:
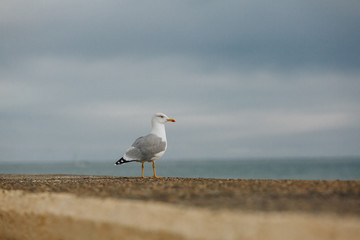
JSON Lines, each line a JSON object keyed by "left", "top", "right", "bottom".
{"left": 114, "top": 157, "right": 132, "bottom": 165}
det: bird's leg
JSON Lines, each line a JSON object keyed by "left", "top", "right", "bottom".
{"left": 141, "top": 162, "right": 148, "bottom": 178}
{"left": 152, "top": 161, "right": 161, "bottom": 178}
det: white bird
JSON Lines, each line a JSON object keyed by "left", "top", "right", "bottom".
{"left": 115, "top": 113, "right": 176, "bottom": 178}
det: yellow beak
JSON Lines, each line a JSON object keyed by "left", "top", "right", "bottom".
{"left": 167, "top": 118, "right": 176, "bottom": 122}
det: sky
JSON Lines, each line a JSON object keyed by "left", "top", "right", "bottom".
{"left": 1, "top": 0, "right": 360, "bottom": 162}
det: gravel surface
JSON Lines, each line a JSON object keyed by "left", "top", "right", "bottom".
{"left": 1, "top": 174, "right": 359, "bottom": 215}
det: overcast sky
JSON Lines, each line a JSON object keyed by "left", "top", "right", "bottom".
{"left": 1, "top": 0, "right": 360, "bottom": 162}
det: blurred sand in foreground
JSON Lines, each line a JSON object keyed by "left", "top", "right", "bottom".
{"left": 1, "top": 175, "right": 359, "bottom": 240}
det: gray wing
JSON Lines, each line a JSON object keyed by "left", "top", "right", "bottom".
{"left": 125, "top": 134, "right": 166, "bottom": 161}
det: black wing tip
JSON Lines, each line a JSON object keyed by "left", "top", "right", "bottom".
{"left": 115, "top": 157, "right": 130, "bottom": 165}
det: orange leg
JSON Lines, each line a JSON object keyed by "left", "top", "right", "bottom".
{"left": 141, "top": 162, "right": 148, "bottom": 178}
{"left": 152, "top": 161, "right": 161, "bottom": 178}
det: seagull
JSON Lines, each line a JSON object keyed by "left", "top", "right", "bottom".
{"left": 115, "top": 113, "right": 176, "bottom": 178}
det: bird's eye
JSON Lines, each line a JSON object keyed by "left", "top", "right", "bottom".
{"left": 160, "top": 116, "right": 164, "bottom": 118}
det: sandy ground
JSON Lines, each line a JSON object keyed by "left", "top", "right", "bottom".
{"left": 1, "top": 174, "right": 360, "bottom": 240}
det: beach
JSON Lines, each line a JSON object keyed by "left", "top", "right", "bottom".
{"left": 1, "top": 175, "right": 360, "bottom": 239}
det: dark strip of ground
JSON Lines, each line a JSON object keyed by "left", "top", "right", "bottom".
{"left": 1, "top": 174, "right": 359, "bottom": 215}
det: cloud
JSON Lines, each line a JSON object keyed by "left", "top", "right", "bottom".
{"left": 1, "top": 1, "right": 360, "bottom": 69}
{"left": 1, "top": 1, "right": 360, "bottom": 161}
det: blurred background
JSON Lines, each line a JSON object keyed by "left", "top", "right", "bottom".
{"left": 1, "top": 0, "right": 360, "bottom": 166}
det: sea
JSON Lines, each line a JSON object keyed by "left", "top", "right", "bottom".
{"left": 1, "top": 157, "right": 360, "bottom": 180}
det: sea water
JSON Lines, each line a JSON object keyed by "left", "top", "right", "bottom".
{"left": 1, "top": 157, "right": 360, "bottom": 180}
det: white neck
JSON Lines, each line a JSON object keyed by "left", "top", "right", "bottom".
{"left": 150, "top": 121, "right": 167, "bottom": 141}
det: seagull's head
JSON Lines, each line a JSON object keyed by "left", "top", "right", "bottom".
{"left": 153, "top": 113, "right": 176, "bottom": 124}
